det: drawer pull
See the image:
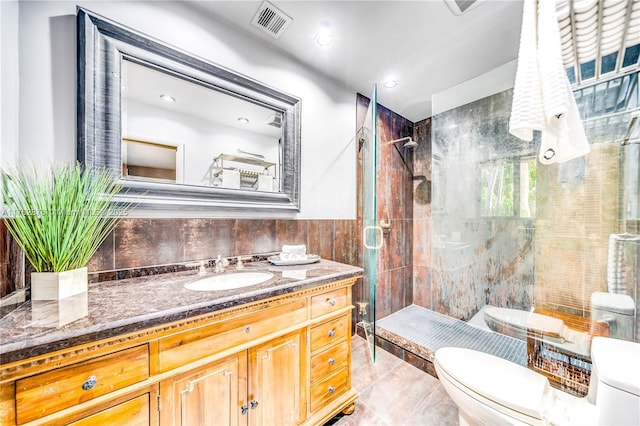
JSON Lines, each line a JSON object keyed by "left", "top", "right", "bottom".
{"left": 82, "top": 376, "right": 97, "bottom": 391}
{"left": 328, "top": 386, "right": 336, "bottom": 394}
{"left": 251, "top": 399, "right": 259, "bottom": 409}
{"left": 241, "top": 404, "right": 249, "bottom": 415}
{"left": 245, "top": 327, "right": 251, "bottom": 334}
{"left": 327, "top": 298, "right": 336, "bottom": 306}
{"left": 328, "top": 358, "right": 335, "bottom": 366}
{"left": 328, "top": 330, "right": 336, "bottom": 338}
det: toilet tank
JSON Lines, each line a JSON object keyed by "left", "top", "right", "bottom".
{"left": 590, "top": 292, "right": 636, "bottom": 340}
{"left": 587, "top": 337, "right": 640, "bottom": 425}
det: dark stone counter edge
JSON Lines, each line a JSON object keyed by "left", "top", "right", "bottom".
{"left": 0, "top": 268, "right": 362, "bottom": 365}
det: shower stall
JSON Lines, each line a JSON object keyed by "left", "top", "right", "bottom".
{"left": 429, "top": 68, "right": 639, "bottom": 340}
{"left": 358, "top": 64, "right": 639, "bottom": 396}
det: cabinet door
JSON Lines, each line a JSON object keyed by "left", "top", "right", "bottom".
{"left": 248, "top": 329, "right": 306, "bottom": 426}
{"left": 160, "top": 352, "right": 247, "bottom": 426}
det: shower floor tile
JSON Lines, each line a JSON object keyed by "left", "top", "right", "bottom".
{"left": 375, "top": 304, "right": 527, "bottom": 366}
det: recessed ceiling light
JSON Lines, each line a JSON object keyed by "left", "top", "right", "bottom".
{"left": 160, "top": 94, "right": 176, "bottom": 103}
{"left": 315, "top": 29, "right": 333, "bottom": 47}
{"left": 383, "top": 79, "right": 398, "bottom": 88}
{"left": 237, "top": 117, "right": 250, "bottom": 124}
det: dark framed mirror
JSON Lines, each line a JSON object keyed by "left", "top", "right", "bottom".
{"left": 77, "top": 8, "right": 301, "bottom": 213}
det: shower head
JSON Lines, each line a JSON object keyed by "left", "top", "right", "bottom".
{"left": 385, "top": 136, "right": 418, "bottom": 149}
{"left": 403, "top": 139, "right": 418, "bottom": 149}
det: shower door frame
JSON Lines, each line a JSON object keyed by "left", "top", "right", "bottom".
{"left": 361, "top": 84, "right": 380, "bottom": 362}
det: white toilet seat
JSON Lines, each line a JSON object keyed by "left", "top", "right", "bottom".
{"left": 435, "top": 347, "right": 550, "bottom": 425}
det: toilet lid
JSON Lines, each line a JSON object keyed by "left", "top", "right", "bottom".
{"left": 435, "top": 347, "right": 550, "bottom": 419}
{"left": 591, "top": 292, "right": 636, "bottom": 315}
{"left": 591, "top": 337, "right": 640, "bottom": 397}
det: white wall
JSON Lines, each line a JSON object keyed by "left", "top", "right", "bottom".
{"left": 8, "top": 1, "right": 357, "bottom": 219}
{"left": 1, "top": 0, "right": 19, "bottom": 170}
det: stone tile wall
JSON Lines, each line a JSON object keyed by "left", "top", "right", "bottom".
{"left": 0, "top": 218, "right": 360, "bottom": 297}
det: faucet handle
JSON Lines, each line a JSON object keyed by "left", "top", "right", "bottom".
{"left": 185, "top": 260, "right": 206, "bottom": 275}
{"left": 236, "top": 256, "right": 252, "bottom": 270}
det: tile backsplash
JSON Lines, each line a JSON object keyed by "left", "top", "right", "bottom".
{"left": 0, "top": 218, "right": 361, "bottom": 298}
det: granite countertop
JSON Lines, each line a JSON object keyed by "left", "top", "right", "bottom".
{"left": 0, "top": 259, "right": 362, "bottom": 364}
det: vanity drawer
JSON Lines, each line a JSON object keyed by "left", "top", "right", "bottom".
{"left": 310, "top": 367, "right": 349, "bottom": 412}
{"left": 158, "top": 299, "right": 307, "bottom": 372}
{"left": 311, "top": 288, "right": 348, "bottom": 318}
{"left": 15, "top": 345, "right": 149, "bottom": 424}
{"left": 310, "top": 339, "right": 348, "bottom": 384}
{"left": 310, "top": 314, "right": 349, "bottom": 352}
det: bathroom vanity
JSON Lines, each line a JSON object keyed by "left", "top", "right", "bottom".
{"left": 0, "top": 259, "right": 362, "bottom": 425}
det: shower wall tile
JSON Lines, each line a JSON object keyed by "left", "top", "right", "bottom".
{"left": 412, "top": 118, "right": 433, "bottom": 312}
{"left": 389, "top": 268, "right": 405, "bottom": 314}
{"left": 402, "top": 266, "right": 414, "bottom": 310}
{"left": 413, "top": 266, "right": 431, "bottom": 309}
{"left": 430, "top": 89, "right": 537, "bottom": 320}
{"left": 413, "top": 218, "right": 430, "bottom": 267}
{"left": 376, "top": 270, "right": 392, "bottom": 319}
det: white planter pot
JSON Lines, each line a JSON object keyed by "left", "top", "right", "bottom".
{"left": 31, "top": 267, "right": 88, "bottom": 300}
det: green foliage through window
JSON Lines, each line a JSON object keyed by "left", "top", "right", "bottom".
{"left": 480, "top": 157, "right": 536, "bottom": 217}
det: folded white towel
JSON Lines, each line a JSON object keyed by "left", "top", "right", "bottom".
{"left": 279, "top": 252, "right": 308, "bottom": 261}
{"left": 509, "top": 0, "right": 590, "bottom": 165}
{"left": 281, "top": 244, "right": 306, "bottom": 255}
{"left": 279, "top": 244, "right": 307, "bottom": 261}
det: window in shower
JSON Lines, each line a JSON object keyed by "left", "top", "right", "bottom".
{"left": 480, "top": 157, "right": 536, "bottom": 217}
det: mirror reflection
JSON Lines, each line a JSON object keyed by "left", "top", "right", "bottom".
{"left": 77, "top": 8, "right": 301, "bottom": 212}
{"left": 121, "top": 60, "right": 281, "bottom": 191}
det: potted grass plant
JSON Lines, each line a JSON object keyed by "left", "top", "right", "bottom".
{"left": 1, "top": 162, "right": 126, "bottom": 300}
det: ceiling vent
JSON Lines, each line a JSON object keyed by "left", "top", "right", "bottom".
{"left": 251, "top": 1, "right": 293, "bottom": 39}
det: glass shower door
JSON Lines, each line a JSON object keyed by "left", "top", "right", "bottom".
{"left": 361, "top": 84, "right": 380, "bottom": 362}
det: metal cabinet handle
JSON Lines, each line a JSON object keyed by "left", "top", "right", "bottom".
{"left": 250, "top": 399, "right": 259, "bottom": 409}
{"left": 328, "top": 330, "right": 335, "bottom": 337}
{"left": 327, "top": 298, "right": 336, "bottom": 306}
{"left": 82, "top": 376, "right": 97, "bottom": 391}
{"left": 245, "top": 327, "right": 251, "bottom": 334}
{"left": 328, "top": 358, "right": 335, "bottom": 366}
{"left": 241, "top": 404, "right": 249, "bottom": 415}
{"left": 328, "top": 386, "right": 336, "bottom": 394}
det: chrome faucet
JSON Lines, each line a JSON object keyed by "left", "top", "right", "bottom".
{"left": 214, "top": 255, "right": 229, "bottom": 273}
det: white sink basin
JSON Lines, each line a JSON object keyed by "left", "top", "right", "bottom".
{"left": 184, "top": 272, "right": 273, "bottom": 291}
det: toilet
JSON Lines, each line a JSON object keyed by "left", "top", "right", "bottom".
{"left": 434, "top": 337, "right": 640, "bottom": 425}
{"left": 590, "top": 292, "right": 636, "bottom": 341}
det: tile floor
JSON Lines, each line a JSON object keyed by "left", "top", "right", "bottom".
{"left": 328, "top": 335, "right": 460, "bottom": 426}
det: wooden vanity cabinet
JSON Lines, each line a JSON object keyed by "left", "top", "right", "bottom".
{"left": 160, "top": 329, "right": 306, "bottom": 426}
{"left": 0, "top": 277, "right": 358, "bottom": 426}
